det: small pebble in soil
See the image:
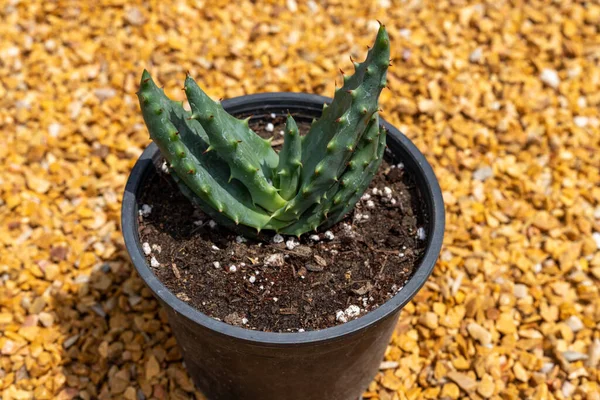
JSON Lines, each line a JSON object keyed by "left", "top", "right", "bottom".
{"left": 298, "top": 329, "right": 305, "bottom": 333}
{"left": 309, "top": 234, "right": 320, "bottom": 241}
{"left": 151, "top": 244, "right": 161, "bottom": 253}
{"left": 248, "top": 275, "right": 256, "bottom": 283}
{"left": 361, "top": 193, "right": 371, "bottom": 200}
{"left": 335, "top": 310, "right": 347, "bottom": 323}
{"left": 345, "top": 305, "right": 361, "bottom": 318}
{"left": 366, "top": 200, "right": 375, "bottom": 208}
{"left": 213, "top": 261, "right": 221, "bottom": 269}
{"left": 265, "top": 122, "right": 274, "bottom": 132}
{"left": 286, "top": 239, "right": 299, "bottom": 250}
{"left": 272, "top": 234, "right": 284, "bottom": 243}
{"left": 236, "top": 236, "right": 247, "bottom": 243}
{"left": 211, "top": 245, "right": 220, "bottom": 251}
{"left": 372, "top": 188, "right": 379, "bottom": 195}
{"left": 390, "top": 198, "right": 397, "bottom": 205}
{"left": 193, "top": 220, "right": 203, "bottom": 226}
{"left": 324, "top": 231, "right": 335, "bottom": 240}
{"left": 139, "top": 204, "right": 152, "bottom": 217}
{"left": 208, "top": 220, "right": 217, "bottom": 229}
{"left": 160, "top": 161, "right": 170, "bottom": 174}
{"left": 383, "top": 187, "right": 392, "bottom": 198}
{"left": 229, "top": 265, "right": 237, "bottom": 272}
{"left": 242, "top": 318, "right": 248, "bottom": 325}
{"left": 270, "top": 113, "right": 276, "bottom": 118}
{"left": 142, "top": 242, "right": 151, "bottom": 255}
{"left": 150, "top": 257, "right": 160, "bottom": 267}
{"left": 417, "top": 227, "right": 426, "bottom": 240}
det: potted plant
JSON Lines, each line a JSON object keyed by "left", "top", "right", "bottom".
{"left": 122, "top": 24, "right": 444, "bottom": 400}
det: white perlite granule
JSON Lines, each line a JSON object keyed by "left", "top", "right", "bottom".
{"left": 265, "top": 122, "right": 274, "bottom": 132}
{"left": 142, "top": 242, "right": 151, "bottom": 255}
{"left": 272, "top": 234, "right": 284, "bottom": 244}
{"left": 139, "top": 204, "right": 152, "bottom": 217}
{"left": 150, "top": 257, "right": 160, "bottom": 267}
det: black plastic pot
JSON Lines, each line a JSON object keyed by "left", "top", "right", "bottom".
{"left": 122, "top": 93, "right": 444, "bottom": 400}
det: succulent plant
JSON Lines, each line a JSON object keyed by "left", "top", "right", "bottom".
{"left": 137, "top": 24, "right": 390, "bottom": 237}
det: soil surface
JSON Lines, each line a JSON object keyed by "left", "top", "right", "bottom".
{"left": 137, "top": 116, "right": 429, "bottom": 332}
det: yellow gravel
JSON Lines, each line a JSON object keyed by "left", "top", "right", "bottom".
{"left": 1, "top": 1, "right": 599, "bottom": 399}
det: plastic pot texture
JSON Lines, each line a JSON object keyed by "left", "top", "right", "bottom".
{"left": 121, "top": 92, "right": 445, "bottom": 400}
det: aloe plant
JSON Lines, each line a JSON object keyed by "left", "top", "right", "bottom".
{"left": 137, "top": 24, "right": 390, "bottom": 237}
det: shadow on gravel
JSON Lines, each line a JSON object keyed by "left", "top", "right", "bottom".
{"left": 52, "top": 247, "right": 205, "bottom": 399}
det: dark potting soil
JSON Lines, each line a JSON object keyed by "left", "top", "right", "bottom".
{"left": 137, "top": 116, "right": 429, "bottom": 332}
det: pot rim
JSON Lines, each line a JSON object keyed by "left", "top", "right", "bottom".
{"left": 121, "top": 92, "right": 445, "bottom": 345}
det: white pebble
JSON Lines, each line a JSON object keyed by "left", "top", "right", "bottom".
{"left": 593, "top": 232, "right": 600, "bottom": 250}
{"left": 565, "top": 315, "right": 584, "bottom": 332}
{"left": 208, "top": 220, "right": 217, "bottom": 229}
{"left": 139, "top": 204, "right": 152, "bottom": 217}
{"left": 473, "top": 166, "right": 494, "bottom": 181}
{"left": 236, "top": 235, "right": 247, "bottom": 243}
{"left": 344, "top": 305, "right": 361, "bottom": 318}
{"left": 335, "top": 310, "right": 348, "bottom": 323}
{"left": 213, "top": 261, "right": 221, "bottom": 269}
{"left": 469, "top": 47, "right": 483, "bottom": 63}
{"left": 540, "top": 362, "right": 555, "bottom": 374}
{"left": 562, "top": 381, "right": 575, "bottom": 398}
{"left": 211, "top": 245, "right": 220, "bottom": 251}
{"left": 298, "top": 328, "right": 305, "bottom": 332}
{"left": 48, "top": 122, "right": 61, "bottom": 138}
{"left": 399, "top": 253, "right": 405, "bottom": 258}
{"left": 309, "top": 234, "right": 320, "bottom": 241}
{"left": 594, "top": 206, "right": 600, "bottom": 219}
{"left": 265, "top": 123, "right": 274, "bottom": 132}
{"left": 533, "top": 263, "right": 542, "bottom": 273}
{"left": 151, "top": 244, "right": 161, "bottom": 254}
{"left": 279, "top": 130, "right": 285, "bottom": 136}
{"left": 398, "top": 28, "right": 411, "bottom": 38}
{"left": 540, "top": 68, "right": 560, "bottom": 89}
{"left": 286, "top": 239, "right": 299, "bottom": 250}
{"left": 272, "top": 234, "right": 284, "bottom": 244}
{"left": 366, "top": 200, "right": 375, "bottom": 208}
{"left": 273, "top": 297, "right": 278, "bottom": 302}
{"left": 249, "top": 275, "right": 256, "bottom": 283}
{"left": 513, "top": 284, "right": 528, "bottom": 299}
{"left": 193, "top": 220, "right": 203, "bottom": 226}
{"left": 361, "top": 193, "right": 371, "bottom": 201}
{"left": 562, "top": 350, "right": 588, "bottom": 362}
{"left": 150, "top": 257, "right": 160, "bottom": 267}
{"left": 390, "top": 198, "right": 397, "bottom": 205}
{"left": 324, "top": 231, "right": 335, "bottom": 240}
{"left": 372, "top": 188, "right": 379, "bottom": 195}
{"left": 574, "top": 116, "right": 589, "bottom": 128}
{"left": 142, "top": 242, "right": 152, "bottom": 255}
{"left": 396, "top": 162, "right": 404, "bottom": 169}
{"left": 416, "top": 227, "right": 426, "bottom": 241}
{"left": 270, "top": 113, "right": 276, "bottom": 118}
{"left": 242, "top": 318, "right": 249, "bottom": 325}
{"left": 383, "top": 187, "right": 392, "bottom": 198}
{"left": 229, "top": 265, "right": 237, "bottom": 272}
